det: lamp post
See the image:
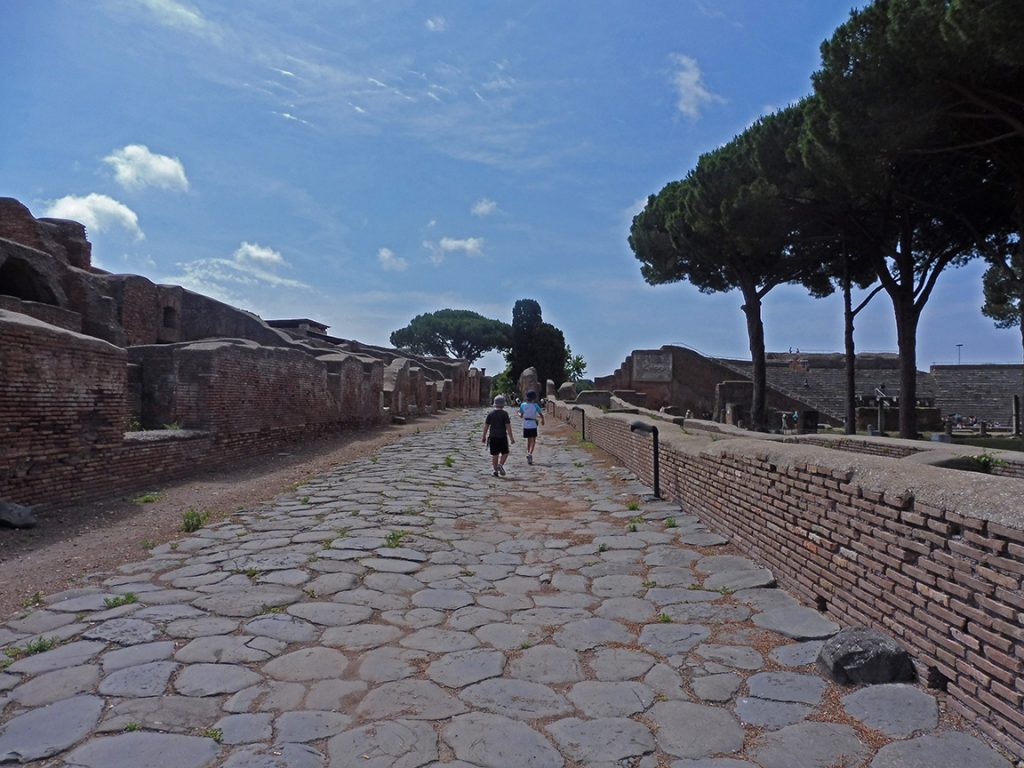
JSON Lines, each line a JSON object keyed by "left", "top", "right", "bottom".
{"left": 956, "top": 344, "right": 963, "bottom": 365}
{"left": 571, "top": 406, "right": 585, "bottom": 442}
{"left": 629, "top": 420, "right": 660, "bottom": 499}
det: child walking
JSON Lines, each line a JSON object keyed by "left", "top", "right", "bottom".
{"left": 482, "top": 395, "right": 515, "bottom": 476}
{"left": 518, "top": 390, "right": 545, "bottom": 465}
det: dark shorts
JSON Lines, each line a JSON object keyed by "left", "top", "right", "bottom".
{"left": 523, "top": 427, "right": 538, "bottom": 438}
{"left": 488, "top": 436, "right": 509, "bottom": 456}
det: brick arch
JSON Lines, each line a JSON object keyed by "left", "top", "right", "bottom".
{"left": 0, "top": 257, "right": 60, "bottom": 305}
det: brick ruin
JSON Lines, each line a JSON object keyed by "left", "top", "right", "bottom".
{"left": 598, "top": 345, "right": 1024, "bottom": 431}
{"left": 0, "top": 197, "right": 489, "bottom": 510}
{"left": 552, "top": 399, "right": 1024, "bottom": 758}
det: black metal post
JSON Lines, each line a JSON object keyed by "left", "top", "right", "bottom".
{"left": 629, "top": 420, "right": 660, "bottom": 499}
{"left": 572, "top": 406, "right": 585, "bottom": 441}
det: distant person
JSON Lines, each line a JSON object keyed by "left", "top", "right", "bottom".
{"left": 482, "top": 395, "right": 514, "bottom": 477}
{"left": 518, "top": 390, "right": 545, "bottom": 465}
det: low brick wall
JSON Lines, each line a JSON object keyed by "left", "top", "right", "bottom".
{"left": 554, "top": 400, "right": 1024, "bottom": 757}
{"left": 1, "top": 312, "right": 384, "bottom": 509}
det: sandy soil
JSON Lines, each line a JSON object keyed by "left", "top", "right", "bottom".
{"left": 0, "top": 410, "right": 465, "bottom": 619}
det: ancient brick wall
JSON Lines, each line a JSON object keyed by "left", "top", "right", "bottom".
{"left": 0, "top": 311, "right": 127, "bottom": 504}
{"left": 553, "top": 400, "right": 1024, "bottom": 758}
{"left": 2, "top": 315, "right": 388, "bottom": 508}
{"left": 0, "top": 295, "right": 81, "bottom": 333}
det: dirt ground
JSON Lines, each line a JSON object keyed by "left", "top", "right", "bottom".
{"left": 0, "top": 410, "right": 465, "bottom": 620}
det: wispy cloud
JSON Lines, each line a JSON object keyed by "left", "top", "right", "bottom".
{"left": 273, "top": 111, "right": 311, "bottom": 125}
{"left": 104, "top": 144, "right": 189, "bottom": 192}
{"left": 100, "top": 5, "right": 563, "bottom": 171}
{"left": 43, "top": 193, "right": 144, "bottom": 240}
{"left": 425, "top": 16, "right": 447, "bottom": 33}
{"left": 135, "top": 0, "right": 222, "bottom": 41}
{"left": 377, "top": 247, "right": 408, "bottom": 272}
{"left": 668, "top": 53, "right": 723, "bottom": 120}
{"left": 471, "top": 198, "right": 497, "bottom": 217}
{"left": 163, "top": 241, "right": 309, "bottom": 310}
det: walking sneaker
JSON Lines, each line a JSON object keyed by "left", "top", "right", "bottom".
{"left": 493, "top": 469, "right": 499, "bottom": 477}
{"left": 527, "top": 454, "right": 533, "bottom": 465}
{"left": 497, "top": 465, "right": 506, "bottom": 476}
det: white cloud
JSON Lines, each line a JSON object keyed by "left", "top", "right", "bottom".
{"left": 104, "top": 144, "right": 189, "bottom": 192}
{"left": 136, "top": 0, "right": 221, "bottom": 41}
{"left": 668, "top": 53, "right": 723, "bottom": 120}
{"left": 377, "top": 247, "right": 408, "bottom": 272}
{"left": 440, "top": 236, "right": 485, "bottom": 256}
{"left": 425, "top": 16, "right": 447, "bottom": 32}
{"left": 471, "top": 198, "right": 497, "bottom": 216}
{"left": 423, "top": 237, "right": 486, "bottom": 266}
{"left": 43, "top": 193, "right": 144, "bottom": 240}
{"left": 234, "top": 241, "right": 285, "bottom": 266}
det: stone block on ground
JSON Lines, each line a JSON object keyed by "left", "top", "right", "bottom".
{"left": 817, "top": 627, "right": 915, "bottom": 685}
{"left": 0, "top": 500, "right": 37, "bottom": 529}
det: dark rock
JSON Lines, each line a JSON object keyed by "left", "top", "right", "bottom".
{"left": 0, "top": 500, "right": 37, "bottom": 529}
{"left": 817, "top": 627, "right": 915, "bottom": 685}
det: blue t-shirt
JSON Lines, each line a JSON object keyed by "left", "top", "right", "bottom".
{"left": 519, "top": 401, "right": 543, "bottom": 428}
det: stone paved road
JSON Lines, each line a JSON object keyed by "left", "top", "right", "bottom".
{"left": 0, "top": 411, "right": 1013, "bottom": 767}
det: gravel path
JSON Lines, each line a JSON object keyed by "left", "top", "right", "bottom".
{"left": 0, "top": 410, "right": 1011, "bottom": 767}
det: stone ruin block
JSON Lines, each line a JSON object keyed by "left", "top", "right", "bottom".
{"left": 575, "top": 390, "right": 612, "bottom": 408}
{"left": 384, "top": 358, "right": 411, "bottom": 419}
{"left": 518, "top": 366, "right": 540, "bottom": 399}
{"left": 557, "top": 381, "right": 577, "bottom": 401}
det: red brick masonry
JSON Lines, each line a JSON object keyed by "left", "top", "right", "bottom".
{"left": 554, "top": 401, "right": 1024, "bottom": 758}
{"left": 0, "top": 312, "right": 382, "bottom": 509}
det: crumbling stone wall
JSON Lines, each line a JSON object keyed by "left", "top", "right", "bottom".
{"left": 553, "top": 399, "right": 1024, "bottom": 759}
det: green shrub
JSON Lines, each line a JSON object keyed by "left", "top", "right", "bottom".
{"left": 180, "top": 509, "right": 210, "bottom": 532}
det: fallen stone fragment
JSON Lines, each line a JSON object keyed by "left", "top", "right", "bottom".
{"left": 817, "top": 626, "right": 915, "bottom": 685}
{"left": 0, "top": 500, "right": 36, "bottom": 529}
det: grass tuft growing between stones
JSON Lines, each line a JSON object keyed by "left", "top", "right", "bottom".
{"left": 199, "top": 727, "right": 223, "bottom": 743}
{"left": 4, "top": 636, "right": 59, "bottom": 660}
{"left": 20, "top": 592, "right": 44, "bottom": 609}
{"left": 104, "top": 592, "right": 138, "bottom": 609}
{"left": 133, "top": 491, "right": 163, "bottom": 504}
{"left": 385, "top": 530, "right": 409, "bottom": 548}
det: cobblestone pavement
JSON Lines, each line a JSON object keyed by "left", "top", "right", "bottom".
{"left": 0, "top": 411, "right": 1013, "bottom": 767}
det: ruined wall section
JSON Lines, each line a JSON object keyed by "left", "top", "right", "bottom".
{"left": 0, "top": 198, "right": 92, "bottom": 270}
{"left": 554, "top": 400, "right": 1024, "bottom": 758}
{"left": 2, "top": 315, "right": 390, "bottom": 508}
{"left": 930, "top": 364, "right": 1024, "bottom": 428}
{"left": 0, "top": 310, "right": 127, "bottom": 504}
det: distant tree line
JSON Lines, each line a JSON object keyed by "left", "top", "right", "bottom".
{"left": 630, "top": 0, "right": 1023, "bottom": 438}
{"left": 390, "top": 299, "right": 586, "bottom": 393}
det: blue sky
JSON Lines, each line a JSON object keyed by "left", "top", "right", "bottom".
{"left": 2, "top": 1, "right": 1019, "bottom": 379}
